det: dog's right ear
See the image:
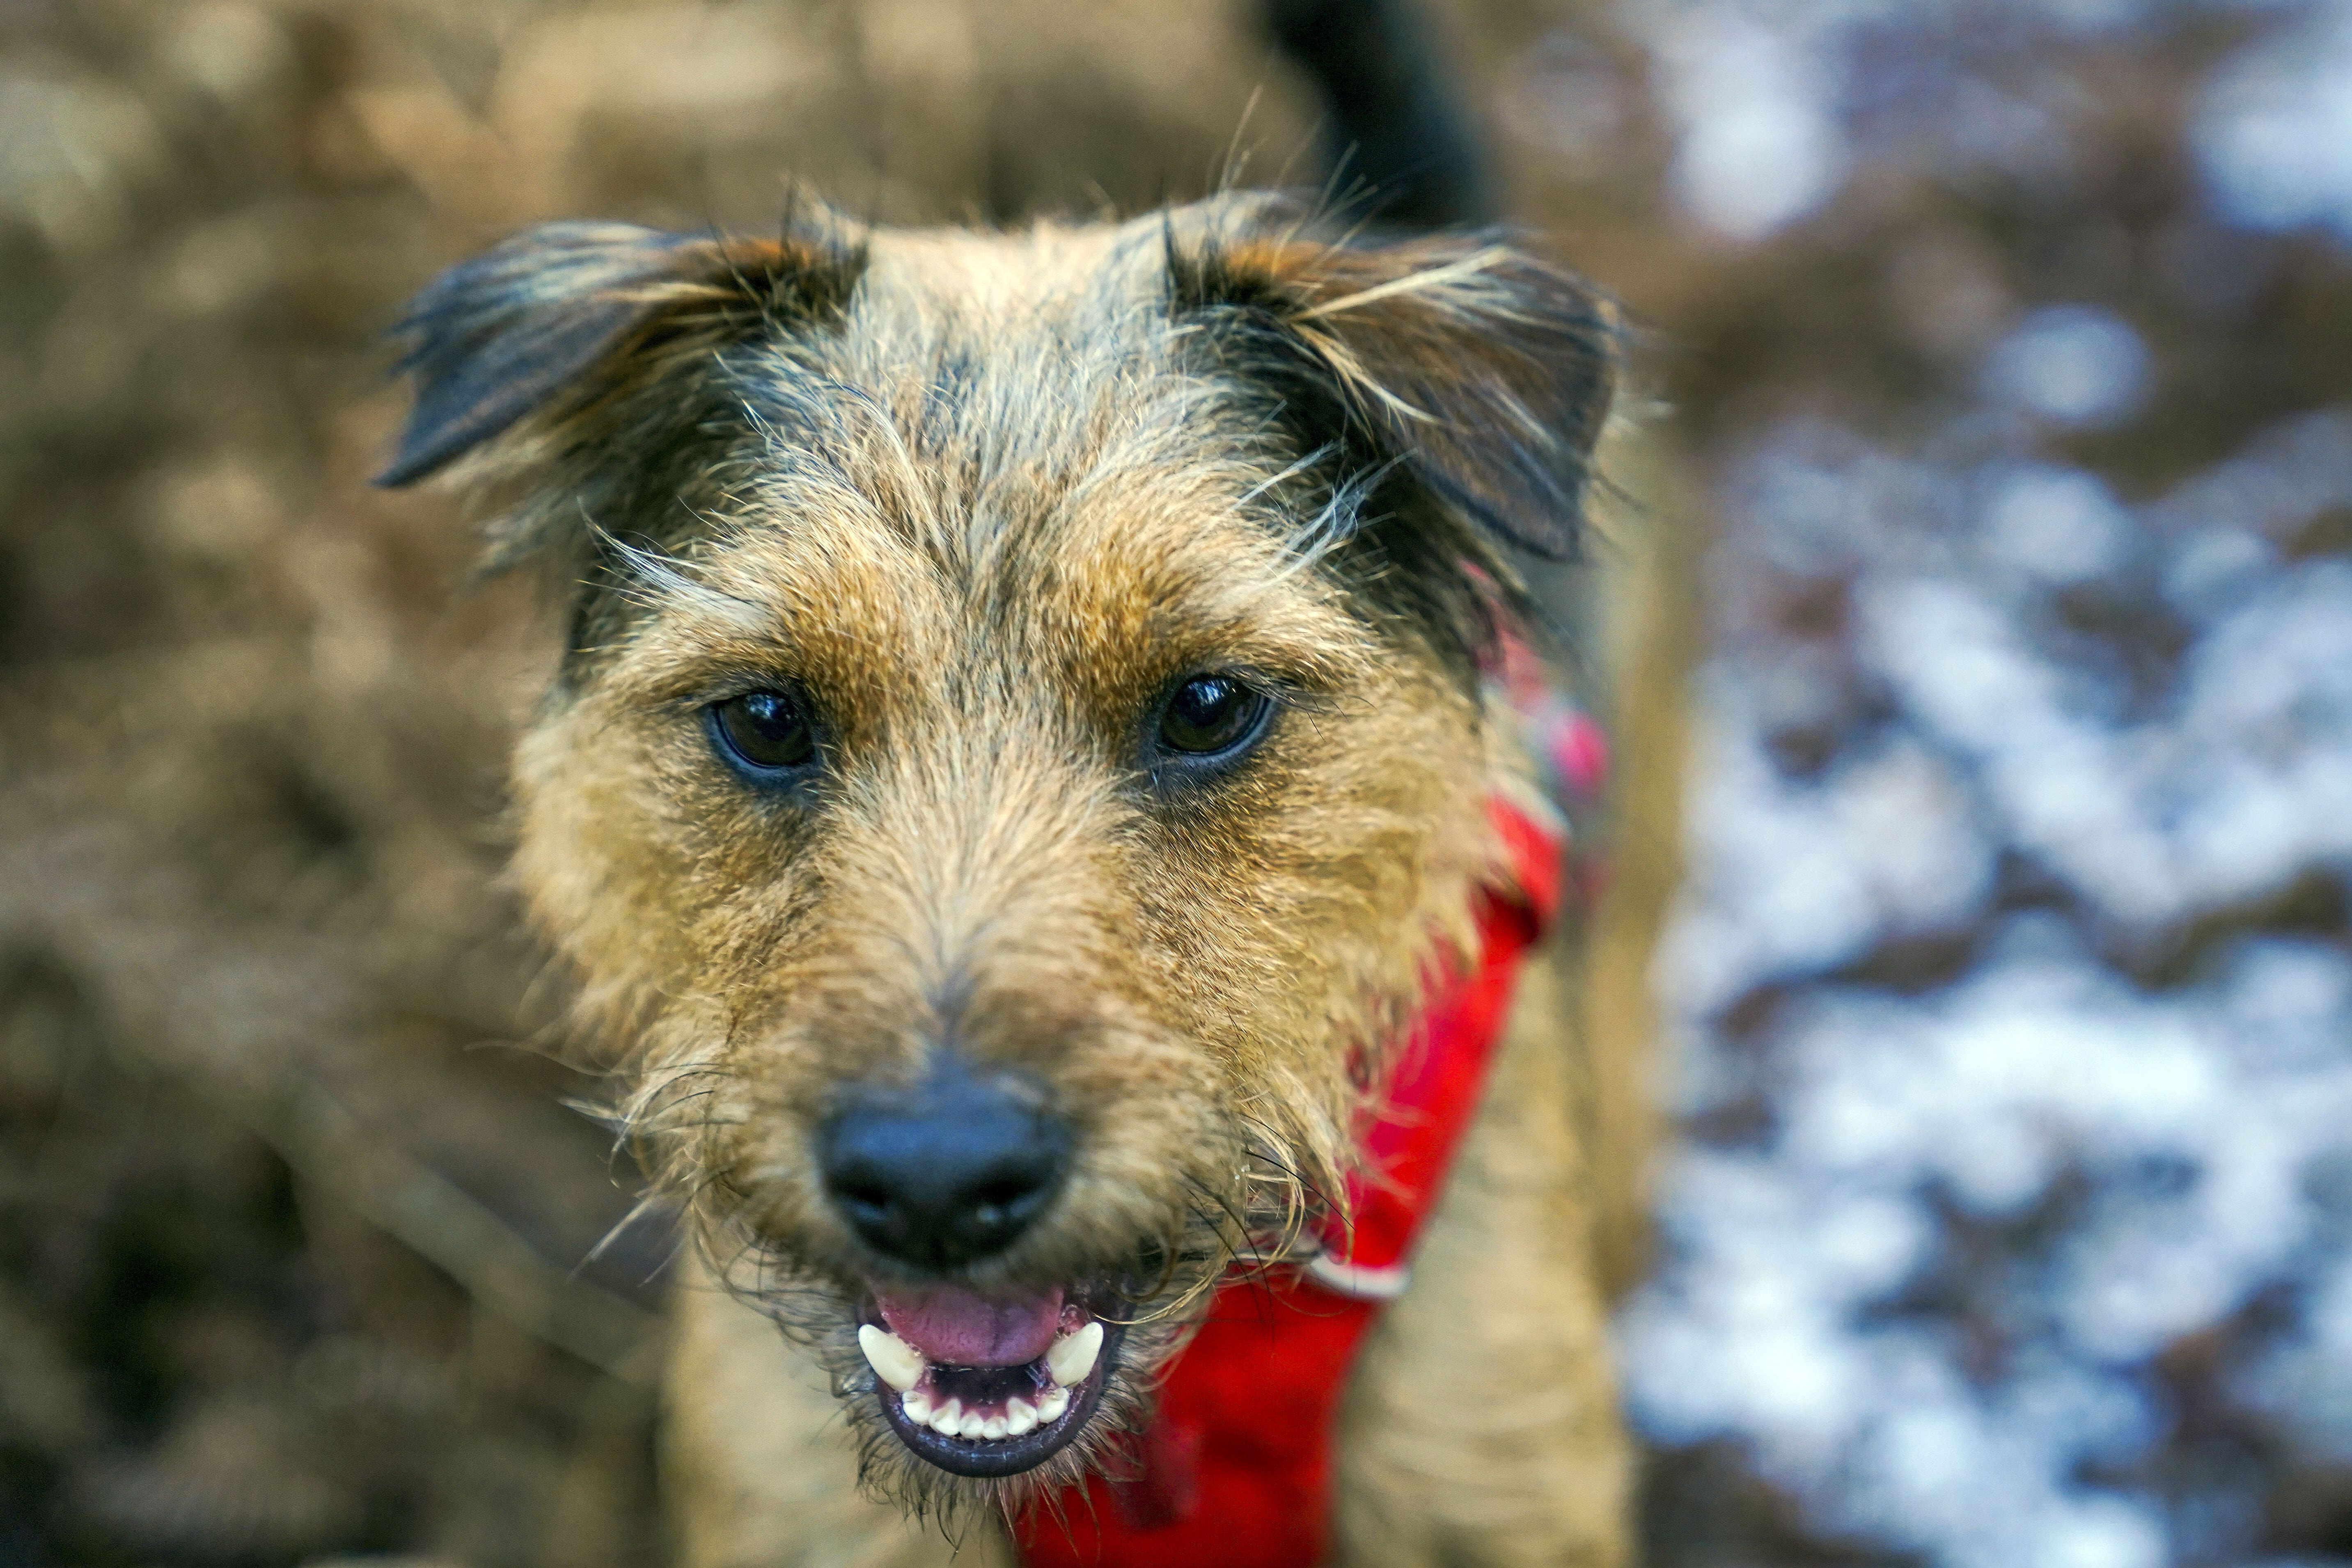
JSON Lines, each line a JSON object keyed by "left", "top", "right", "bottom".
{"left": 1169, "top": 215, "right": 1620, "bottom": 563}
{"left": 375, "top": 219, "right": 864, "bottom": 488}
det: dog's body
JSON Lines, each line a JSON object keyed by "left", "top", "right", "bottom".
{"left": 383, "top": 194, "right": 1632, "bottom": 1565}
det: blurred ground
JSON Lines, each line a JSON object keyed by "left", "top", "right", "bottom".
{"left": 1, "top": 2, "right": 2349, "bottom": 1566}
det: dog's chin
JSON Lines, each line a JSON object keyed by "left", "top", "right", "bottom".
{"left": 853, "top": 1284, "right": 1129, "bottom": 1480}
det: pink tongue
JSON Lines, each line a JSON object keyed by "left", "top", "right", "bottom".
{"left": 875, "top": 1286, "right": 1064, "bottom": 1368}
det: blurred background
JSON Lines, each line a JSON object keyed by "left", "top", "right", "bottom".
{"left": 1, "top": 0, "right": 2349, "bottom": 1564}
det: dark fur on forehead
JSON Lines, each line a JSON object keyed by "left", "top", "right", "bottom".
{"left": 377, "top": 192, "right": 1617, "bottom": 683}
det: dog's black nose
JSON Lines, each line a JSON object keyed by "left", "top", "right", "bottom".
{"left": 819, "top": 1061, "right": 1073, "bottom": 1271}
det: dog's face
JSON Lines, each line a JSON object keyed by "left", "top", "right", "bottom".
{"left": 381, "top": 195, "right": 1614, "bottom": 1509}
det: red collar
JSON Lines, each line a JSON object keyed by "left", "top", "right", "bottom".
{"left": 1013, "top": 797, "right": 1564, "bottom": 1568}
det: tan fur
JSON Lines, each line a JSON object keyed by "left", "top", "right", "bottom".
{"left": 385, "top": 195, "right": 1632, "bottom": 1563}
{"left": 1333, "top": 935, "right": 1630, "bottom": 1566}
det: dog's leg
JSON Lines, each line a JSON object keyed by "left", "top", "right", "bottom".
{"left": 1331, "top": 937, "right": 1634, "bottom": 1566}
{"left": 665, "top": 1252, "right": 1016, "bottom": 1568}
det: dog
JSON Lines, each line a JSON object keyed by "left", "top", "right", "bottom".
{"left": 376, "top": 25, "right": 1634, "bottom": 1566}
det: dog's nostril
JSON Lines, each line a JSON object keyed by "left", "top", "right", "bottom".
{"left": 971, "top": 1175, "right": 1043, "bottom": 1210}
{"left": 818, "top": 1060, "right": 1073, "bottom": 1272}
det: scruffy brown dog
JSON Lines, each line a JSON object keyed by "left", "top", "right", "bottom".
{"left": 380, "top": 191, "right": 1629, "bottom": 1566}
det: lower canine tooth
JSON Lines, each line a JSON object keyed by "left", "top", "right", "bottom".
{"left": 928, "top": 1398, "right": 963, "bottom": 1436}
{"left": 1037, "top": 1386, "right": 1069, "bottom": 1423}
{"left": 901, "top": 1390, "right": 932, "bottom": 1423}
{"left": 858, "top": 1326, "right": 926, "bottom": 1392}
{"left": 1045, "top": 1321, "right": 1103, "bottom": 1388}
{"left": 1004, "top": 1398, "right": 1038, "bottom": 1436}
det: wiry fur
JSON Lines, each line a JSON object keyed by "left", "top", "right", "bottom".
{"left": 381, "top": 190, "right": 1626, "bottom": 1558}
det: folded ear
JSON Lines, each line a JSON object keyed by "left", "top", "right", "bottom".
{"left": 376, "top": 218, "right": 864, "bottom": 488}
{"left": 1171, "top": 222, "right": 1620, "bottom": 560}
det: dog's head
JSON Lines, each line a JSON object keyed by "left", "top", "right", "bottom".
{"left": 381, "top": 193, "right": 1615, "bottom": 1512}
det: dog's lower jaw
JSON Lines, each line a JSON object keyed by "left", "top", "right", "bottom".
{"left": 870, "top": 1319, "right": 1127, "bottom": 1479}
{"left": 834, "top": 1327, "right": 1175, "bottom": 1524}
{"left": 847, "top": 1280, "right": 1139, "bottom": 1480}
{"left": 830, "top": 1276, "right": 1213, "bottom": 1513}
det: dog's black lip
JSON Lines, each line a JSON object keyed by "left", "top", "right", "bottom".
{"left": 870, "top": 1319, "right": 1127, "bottom": 1479}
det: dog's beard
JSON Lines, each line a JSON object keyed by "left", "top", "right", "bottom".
{"left": 602, "top": 1044, "right": 1335, "bottom": 1526}
{"left": 690, "top": 1165, "right": 1311, "bottom": 1532}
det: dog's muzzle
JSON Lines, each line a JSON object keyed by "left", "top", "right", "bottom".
{"left": 821, "top": 1058, "right": 1120, "bottom": 1475}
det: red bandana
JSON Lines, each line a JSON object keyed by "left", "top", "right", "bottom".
{"left": 1012, "top": 798, "right": 1566, "bottom": 1568}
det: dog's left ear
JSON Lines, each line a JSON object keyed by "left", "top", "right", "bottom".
{"left": 1173, "top": 225, "right": 1621, "bottom": 560}
{"left": 374, "top": 218, "right": 864, "bottom": 489}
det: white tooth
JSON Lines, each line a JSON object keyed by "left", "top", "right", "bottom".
{"left": 1045, "top": 1321, "right": 1103, "bottom": 1388}
{"left": 928, "top": 1398, "right": 963, "bottom": 1436}
{"left": 957, "top": 1410, "right": 987, "bottom": 1439}
{"left": 980, "top": 1414, "right": 1009, "bottom": 1440}
{"left": 1037, "top": 1386, "right": 1070, "bottom": 1423}
{"left": 857, "top": 1326, "right": 925, "bottom": 1392}
{"left": 1004, "top": 1398, "right": 1038, "bottom": 1436}
{"left": 901, "top": 1390, "right": 933, "bottom": 1423}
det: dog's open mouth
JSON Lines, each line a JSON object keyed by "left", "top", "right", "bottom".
{"left": 857, "top": 1286, "right": 1123, "bottom": 1478}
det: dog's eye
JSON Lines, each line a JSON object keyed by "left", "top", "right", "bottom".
{"left": 1156, "top": 674, "right": 1270, "bottom": 759}
{"left": 708, "top": 688, "right": 818, "bottom": 774}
